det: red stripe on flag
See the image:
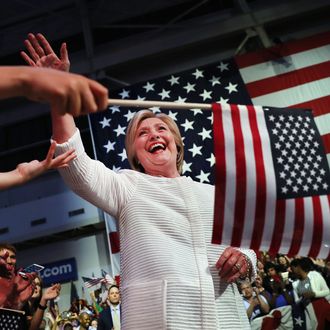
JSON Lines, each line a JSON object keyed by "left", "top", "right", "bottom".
{"left": 291, "top": 95, "right": 330, "bottom": 117}
{"left": 231, "top": 105, "right": 246, "bottom": 246}
{"left": 248, "top": 105, "right": 267, "bottom": 251}
{"left": 308, "top": 196, "right": 323, "bottom": 258}
{"left": 212, "top": 103, "right": 226, "bottom": 244}
{"left": 109, "top": 232, "right": 120, "bottom": 254}
{"left": 321, "top": 133, "right": 330, "bottom": 155}
{"left": 235, "top": 31, "right": 330, "bottom": 68}
{"left": 287, "top": 198, "right": 305, "bottom": 257}
{"left": 245, "top": 61, "right": 330, "bottom": 98}
{"left": 268, "top": 199, "right": 286, "bottom": 256}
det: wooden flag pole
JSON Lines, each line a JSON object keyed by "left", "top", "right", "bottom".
{"left": 108, "top": 98, "right": 212, "bottom": 110}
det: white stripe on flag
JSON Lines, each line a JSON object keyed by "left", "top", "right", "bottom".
{"left": 255, "top": 106, "right": 277, "bottom": 251}
{"left": 238, "top": 105, "right": 256, "bottom": 248}
{"left": 222, "top": 106, "right": 236, "bottom": 245}
{"left": 297, "top": 197, "right": 314, "bottom": 257}
{"left": 280, "top": 199, "right": 296, "bottom": 255}
{"left": 251, "top": 78, "right": 330, "bottom": 108}
{"left": 239, "top": 45, "right": 330, "bottom": 83}
{"left": 314, "top": 113, "right": 330, "bottom": 136}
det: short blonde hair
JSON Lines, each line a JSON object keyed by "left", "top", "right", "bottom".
{"left": 125, "top": 110, "right": 184, "bottom": 174}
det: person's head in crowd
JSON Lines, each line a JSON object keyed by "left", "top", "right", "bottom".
{"left": 290, "top": 257, "right": 313, "bottom": 280}
{"left": 107, "top": 284, "right": 120, "bottom": 306}
{"left": 0, "top": 243, "right": 17, "bottom": 268}
{"left": 257, "top": 259, "right": 265, "bottom": 274}
{"left": 264, "top": 262, "right": 278, "bottom": 277}
{"left": 78, "top": 311, "right": 91, "bottom": 330}
{"left": 62, "top": 320, "right": 74, "bottom": 330}
{"left": 89, "top": 318, "right": 98, "bottom": 330}
{"left": 262, "top": 252, "right": 272, "bottom": 263}
{"left": 239, "top": 281, "right": 254, "bottom": 300}
{"left": 254, "top": 274, "right": 265, "bottom": 289}
{"left": 31, "top": 275, "right": 42, "bottom": 300}
{"left": 276, "top": 254, "right": 290, "bottom": 271}
{"left": 24, "top": 274, "right": 43, "bottom": 321}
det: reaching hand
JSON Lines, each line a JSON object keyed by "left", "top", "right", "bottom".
{"left": 16, "top": 141, "right": 76, "bottom": 184}
{"left": 42, "top": 283, "right": 61, "bottom": 301}
{"left": 21, "top": 33, "right": 70, "bottom": 72}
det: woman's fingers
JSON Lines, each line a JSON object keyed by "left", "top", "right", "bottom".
{"left": 23, "top": 38, "right": 40, "bottom": 63}
{"left": 36, "top": 33, "right": 56, "bottom": 55}
{"left": 20, "top": 51, "right": 37, "bottom": 66}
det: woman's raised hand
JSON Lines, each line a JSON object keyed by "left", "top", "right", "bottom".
{"left": 18, "top": 33, "right": 109, "bottom": 116}
{"left": 21, "top": 33, "right": 70, "bottom": 72}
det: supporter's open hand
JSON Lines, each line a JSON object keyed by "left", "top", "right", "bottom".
{"left": 42, "top": 283, "right": 61, "bottom": 301}
{"left": 16, "top": 141, "right": 76, "bottom": 184}
{"left": 216, "top": 247, "right": 251, "bottom": 283}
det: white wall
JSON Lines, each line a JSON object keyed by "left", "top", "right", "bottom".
{"left": 17, "top": 232, "right": 111, "bottom": 312}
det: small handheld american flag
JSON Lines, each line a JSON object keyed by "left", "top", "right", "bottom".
{"left": 0, "top": 308, "right": 27, "bottom": 330}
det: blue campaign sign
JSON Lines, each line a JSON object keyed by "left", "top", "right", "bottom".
{"left": 40, "top": 257, "right": 78, "bottom": 286}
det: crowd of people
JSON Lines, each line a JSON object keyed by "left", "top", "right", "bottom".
{"left": 36, "top": 284, "right": 121, "bottom": 330}
{"left": 0, "top": 30, "right": 330, "bottom": 330}
{"left": 1, "top": 240, "right": 329, "bottom": 329}
{"left": 0, "top": 242, "right": 122, "bottom": 330}
{"left": 238, "top": 252, "right": 330, "bottom": 328}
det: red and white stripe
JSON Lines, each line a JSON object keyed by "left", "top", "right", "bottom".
{"left": 104, "top": 213, "right": 120, "bottom": 277}
{"left": 235, "top": 30, "right": 330, "bottom": 167}
{"left": 212, "top": 103, "right": 330, "bottom": 258}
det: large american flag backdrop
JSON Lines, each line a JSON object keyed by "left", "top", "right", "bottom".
{"left": 89, "top": 30, "right": 330, "bottom": 269}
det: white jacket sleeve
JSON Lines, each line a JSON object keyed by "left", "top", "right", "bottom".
{"left": 54, "top": 128, "right": 137, "bottom": 218}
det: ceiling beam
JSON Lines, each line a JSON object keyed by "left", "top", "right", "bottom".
{"left": 70, "top": 0, "right": 330, "bottom": 75}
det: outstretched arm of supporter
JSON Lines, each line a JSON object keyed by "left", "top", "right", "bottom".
{"left": 0, "top": 66, "right": 108, "bottom": 117}
{"left": 0, "top": 142, "right": 76, "bottom": 190}
{"left": 254, "top": 288, "right": 270, "bottom": 314}
{"left": 29, "top": 284, "right": 61, "bottom": 330}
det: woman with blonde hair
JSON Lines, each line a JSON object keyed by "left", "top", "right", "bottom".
{"left": 22, "top": 32, "right": 257, "bottom": 330}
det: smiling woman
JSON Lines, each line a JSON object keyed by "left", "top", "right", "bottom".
{"left": 125, "top": 110, "right": 184, "bottom": 177}
{"left": 24, "top": 32, "right": 258, "bottom": 330}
